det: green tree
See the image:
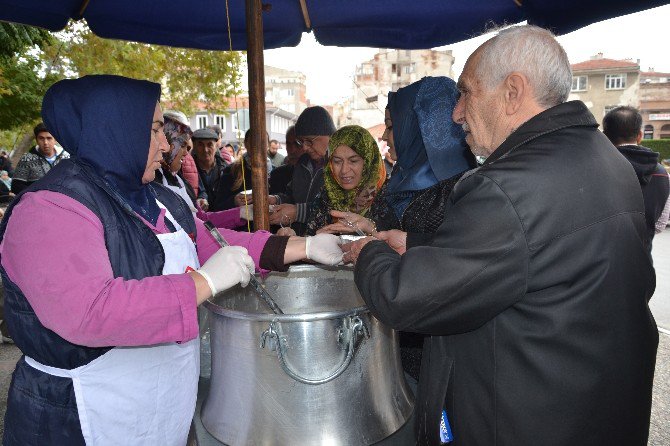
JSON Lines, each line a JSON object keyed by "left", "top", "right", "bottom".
{"left": 51, "top": 24, "right": 243, "bottom": 115}
{"left": 0, "top": 23, "right": 58, "bottom": 131}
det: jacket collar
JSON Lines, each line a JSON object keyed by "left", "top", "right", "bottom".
{"left": 483, "top": 101, "right": 598, "bottom": 166}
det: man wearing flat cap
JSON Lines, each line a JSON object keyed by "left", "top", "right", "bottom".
{"left": 191, "top": 127, "right": 228, "bottom": 212}
{"left": 269, "top": 106, "right": 336, "bottom": 235}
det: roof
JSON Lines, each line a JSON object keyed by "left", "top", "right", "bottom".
{"left": 641, "top": 71, "right": 670, "bottom": 77}
{"left": 0, "top": 0, "right": 666, "bottom": 51}
{"left": 571, "top": 58, "right": 639, "bottom": 72}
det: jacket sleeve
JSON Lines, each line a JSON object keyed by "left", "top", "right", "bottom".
{"left": 354, "top": 173, "right": 529, "bottom": 335}
{"left": 0, "top": 191, "right": 198, "bottom": 347}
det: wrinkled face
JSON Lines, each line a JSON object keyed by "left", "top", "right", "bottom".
{"left": 452, "top": 49, "right": 503, "bottom": 158}
{"left": 36, "top": 131, "right": 56, "bottom": 157}
{"left": 143, "top": 103, "right": 170, "bottom": 184}
{"left": 331, "top": 144, "right": 364, "bottom": 191}
{"left": 299, "top": 135, "right": 329, "bottom": 161}
{"left": 381, "top": 109, "right": 396, "bottom": 161}
{"left": 194, "top": 138, "right": 217, "bottom": 165}
{"left": 169, "top": 136, "right": 190, "bottom": 173}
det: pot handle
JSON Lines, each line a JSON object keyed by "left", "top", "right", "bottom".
{"left": 259, "top": 316, "right": 369, "bottom": 385}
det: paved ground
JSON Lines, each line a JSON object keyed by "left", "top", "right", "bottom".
{"left": 0, "top": 233, "right": 668, "bottom": 443}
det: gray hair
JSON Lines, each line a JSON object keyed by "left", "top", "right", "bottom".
{"left": 476, "top": 25, "right": 572, "bottom": 108}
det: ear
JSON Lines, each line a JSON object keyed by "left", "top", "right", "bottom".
{"left": 503, "top": 72, "right": 527, "bottom": 115}
{"left": 636, "top": 130, "right": 643, "bottom": 144}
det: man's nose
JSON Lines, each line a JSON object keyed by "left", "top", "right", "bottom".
{"left": 452, "top": 97, "right": 465, "bottom": 124}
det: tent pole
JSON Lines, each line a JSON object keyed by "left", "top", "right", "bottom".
{"left": 245, "top": 0, "right": 270, "bottom": 231}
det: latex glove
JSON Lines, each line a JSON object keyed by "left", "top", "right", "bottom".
{"left": 240, "top": 204, "right": 254, "bottom": 221}
{"left": 197, "top": 246, "right": 255, "bottom": 295}
{"left": 305, "top": 233, "right": 344, "bottom": 265}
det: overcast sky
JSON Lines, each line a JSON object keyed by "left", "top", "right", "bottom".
{"left": 262, "top": 4, "right": 670, "bottom": 105}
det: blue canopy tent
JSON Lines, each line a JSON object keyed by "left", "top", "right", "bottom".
{"left": 0, "top": 0, "right": 667, "bottom": 228}
{"left": 0, "top": 0, "right": 667, "bottom": 50}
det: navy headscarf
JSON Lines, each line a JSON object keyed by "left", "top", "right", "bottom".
{"left": 385, "top": 76, "right": 472, "bottom": 219}
{"left": 42, "top": 75, "right": 162, "bottom": 224}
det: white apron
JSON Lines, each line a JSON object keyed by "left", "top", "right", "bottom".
{"left": 24, "top": 202, "right": 201, "bottom": 445}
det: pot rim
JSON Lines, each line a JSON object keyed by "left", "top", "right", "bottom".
{"left": 203, "top": 264, "right": 370, "bottom": 322}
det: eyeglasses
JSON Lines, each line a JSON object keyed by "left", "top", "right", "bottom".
{"left": 296, "top": 136, "right": 317, "bottom": 148}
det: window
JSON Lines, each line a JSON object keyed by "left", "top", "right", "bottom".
{"left": 571, "top": 76, "right": 587, "bottom": 91}
{"left": 661, "top": 124, "right": 670, "bottom": 139}
{"left": 404, "top": 63, "right": 416, "bottom": 74}
{"left": 643, "top": 125, "right": 654, "bottom": 140}
{"left": 283, "top": 89, "right": 294, "bottom": 97}
{"left": 605, "top": 74, "right": 626, "bottom": 90}
{"left": 215, "top": 115, "right": 226, "bottom": 132}
{"left": 197, "top": 115, "right": 208, "bottom": 129}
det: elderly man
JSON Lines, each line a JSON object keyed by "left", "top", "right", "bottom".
{"left": 191, "top": 127, "right": 228, "bottom": 211}
{"left": 269, "top": 106, "right": 336, "bottom": 235}
{"left": 345, "top": 25, "right": 657, "bottom": 445}
{"left": 11, "top": 122, "right": 69, "bottom": 193}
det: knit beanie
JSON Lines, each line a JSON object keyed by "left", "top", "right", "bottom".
{"left": 295, "top": 106, "right": 336, "bottom": 137}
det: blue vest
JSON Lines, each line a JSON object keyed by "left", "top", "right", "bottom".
{"left": 0, "top": 159, "right": 197, "bottom": 445}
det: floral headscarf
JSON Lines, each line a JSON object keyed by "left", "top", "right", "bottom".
{"left": 324, "top": 125, "right": 385, "bottom": 215}
{"left": 162, "top": 111, "right": 192, "bottom": 163}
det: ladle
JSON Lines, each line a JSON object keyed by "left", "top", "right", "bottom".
{"left": 203, "top": 221, "right": 284, "bottom": 315}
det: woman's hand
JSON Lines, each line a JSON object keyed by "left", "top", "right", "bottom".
{"left": 319, "top": 210, "right": 376, "bottom": 235}
{"left": 197, "top": 198, "right": 209, "bottom": 212}
{"left": 192, "top": 246, "right": 255, "bottom": 304}
{"left": 305, "top": 234, "right": 344, "bottom": 265}
{"left": 277, "top": 227, "right": 296, "bottom": 236}
{"left": 234, "top": 192, "right": 253, "bottom": 207}
{"left": 268, "top": 204, "right": 297, "bottom": 226}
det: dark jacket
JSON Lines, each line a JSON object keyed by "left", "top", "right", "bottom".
{"left": 355, "top": 101, "right": 658, "bottom": 446}
{"left": 11, "top": 147, "right": 69, "bottom": 194}
{"left": 276, "top": 153, "right": 325, "bottom": 235}
{"left": 617, "top": 144, "right": 669, "bottom": 246}
{"left": 193, "top": 154, "right": 228, "bottom": 212}
{"left": 269, "top": 163, "right": 294, "bottom": 196}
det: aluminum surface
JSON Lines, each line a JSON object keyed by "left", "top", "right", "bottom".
{"left": 201, "top": 265, "right": 414, "bottom": 445}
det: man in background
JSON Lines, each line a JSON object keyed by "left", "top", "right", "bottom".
{"left": 603, "top": 105, "right": 670, "bottom": 250}
{"left": 268, "top": 139, "right": 285, "bottom": 169}
{"left": 12, "top": 122, "right": 69, "bottom": 194}
{"left": 269, "top": 126, "right": 303, "bottom": 195}
{"left": 269, "top": 106, "right": 336, "bottom": 235}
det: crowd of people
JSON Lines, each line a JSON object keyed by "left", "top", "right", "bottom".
{"left": 0, "top": 23, "right": 667, "bottom": 446}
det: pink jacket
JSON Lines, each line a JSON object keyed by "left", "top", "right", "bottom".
{"left": 181, "top": 152, "right": 199, "bottom": 196}
{"left": 0, "top": 190, "right": 272, "bottom": 347}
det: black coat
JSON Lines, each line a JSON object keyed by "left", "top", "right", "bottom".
{"left": 355, "top": 101, "right": 658, "bottom": 445}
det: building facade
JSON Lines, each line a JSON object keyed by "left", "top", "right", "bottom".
{"left": 263, "top": 65, "right": 309, "bottom": 115}
{"left": 639, "top": 71, "right": 670, "bottom": 140}
{"left": 337, "top": 49, "right": 455, "bottom": 129}
{"left": 568, "top": 53, "right": 640, "bottom": 126}
{"left": 189, "top": 96, "right": 297, "bottom": 146}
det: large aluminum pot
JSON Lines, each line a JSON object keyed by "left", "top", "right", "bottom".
{"left": 201, "top": 265, "right": 414, "bottom": 446}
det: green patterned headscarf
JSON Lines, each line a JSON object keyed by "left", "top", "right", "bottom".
{"left": 324, "top": 125, "right": 385, "bottom": 215}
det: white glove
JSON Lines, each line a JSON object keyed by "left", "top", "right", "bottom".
{"left": 305, "top": 234, "right": 344, "bottom": 265}
{"left": 197, "top": 246, "right": 255, "bottom": 295}
{"left": 240, "top": 204, "right": 254, "bottom": 221}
